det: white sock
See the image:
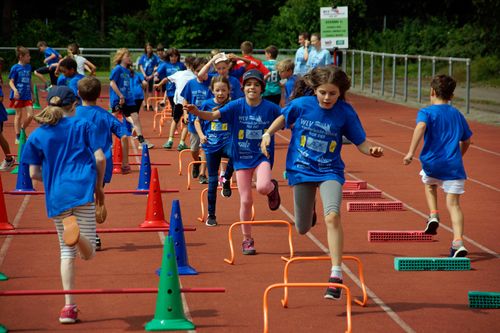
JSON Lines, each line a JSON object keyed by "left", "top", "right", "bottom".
{"left": 330, "top": 265, "right": 342, "bottom": 279}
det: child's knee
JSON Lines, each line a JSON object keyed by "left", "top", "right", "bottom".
{"left": 324, "top": 211, "right": 341, "bottom": 227}
{"left": 80, "top": 250, "right": 95, "bottom": 261}
{"left": 295, "top": 223, "right": 310, "bottom": 235}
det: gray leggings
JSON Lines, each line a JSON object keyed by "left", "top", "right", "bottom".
{"left": 293, "top": 180, "right": 342, "bottom": 235}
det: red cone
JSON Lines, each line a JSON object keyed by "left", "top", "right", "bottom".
{"left": 112, "top": 136, "right": 123, "bottom": 174}
{"left": 140, "top": 168, "right": 168, "bottom": 228}
{"left": 0, "top": 175, "right": 14, "bottom": 230}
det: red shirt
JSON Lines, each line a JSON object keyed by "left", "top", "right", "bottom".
{"left": 234, "top": 55, "right": 270, "bottom": 76}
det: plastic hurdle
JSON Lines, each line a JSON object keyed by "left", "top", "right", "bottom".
{"left": 197, "top": 186, "right": 253, "bottom": 223}
{"left": 347, "top": 201, "right": 404, "bottom": 212}
{"left": 368, "top": 230, "right": 433, "bottom": 242}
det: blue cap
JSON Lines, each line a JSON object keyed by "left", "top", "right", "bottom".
{"left": 242, "top": 69, "right": 266, "bottom": 90}
{"left": 47, "top": 86, "right": 76, "bottom": 106}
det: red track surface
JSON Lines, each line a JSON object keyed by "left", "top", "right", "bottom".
{"left": 1, "top": 88, "right": 499, "bottom": 332}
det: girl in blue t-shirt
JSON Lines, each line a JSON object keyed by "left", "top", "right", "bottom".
{"left": 194, "top": 76, "right": 234, "bottom": 227}
{"left": 261, "top": 67, "right": 383, "bottom": 300}
{"left": 185, "top": 69, "right": 282, "bottom": 255}
{"left": 8, "top": 46, "right": 34, "bottom": 144}
{"left": 138, "top": 42, "right": 160, "bottom": 110}
{"left": 21, "top": 86, "right": 105, "bottom": 324}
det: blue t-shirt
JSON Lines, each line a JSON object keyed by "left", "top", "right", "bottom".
{"left": 207, "top": 73, "right": 244, "bottom": 101}
{"left": 76, "top": 105, "right": 127, "bottom": 183}
{"left": 0, "top": 86, "right": 7, "bottom": 122}
{"left": 45, "top": 47, "right": 61, "bottom": 66}
{"left": 416, "top": 104, "right": 472, "bottom": 180}
{"left": 21, "top": 117, "right": 100, "bottom": 217}
{"left": 8, "top": 64, "right": 32, "bottom": 101}
{"left": 284, "top": 75, "right": 298, "bottom": 105}
{"left": 282, "top": 96, "right": 366, "bottom": 186}
{"left": 263, "top": 59, "right": 281, "bottom": 96}
{"left": 131, "top": 72, "right": 145, "bottom": 100}
{"left": 138, "top": 54, "right": 160, "bottom": 76}
{"left": 157, "top": 61, "right": 186, "bottom": 97}
{"left": 181, "top": 78, "right": 211, "bottom": 133}
{"left": 199, "top": 99, "right": 232, "bottom": 154}
{"left": 109, "top": 65, "right": 134, "bottom": 107}
{"left": 219, "top": 98, "right": 281, "bottom": 170}
{"left": 294, "top": 46, "right": 312, "bottom": 76}
{"left": 306, "top": 48, "right": 333, "bottom": 71}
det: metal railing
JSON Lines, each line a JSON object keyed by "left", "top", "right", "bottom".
{"left": 341, "top": 50, "right": 471, "bottom": 113}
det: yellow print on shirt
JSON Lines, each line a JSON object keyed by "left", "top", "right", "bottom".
{"left": 239, "top": 129, "right": 245, "bottom": 140}
{"left": 300, "top": 135, "right": 306, "bottom": 147}
{"left": 211, "top": 122, "right": 229, "bottom": 131}
{"left": 329, "top": 141, "right": 337, "bottom": 152}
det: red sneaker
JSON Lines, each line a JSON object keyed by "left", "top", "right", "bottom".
{"left": 59, "top": 304, "right": 78, "bottom": 324}
{"left": 267, "top": 179, "right": 281, "bottom": 211}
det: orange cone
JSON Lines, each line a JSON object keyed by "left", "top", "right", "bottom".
{"left": 140, "top": 168, "right": 168, "bottom": 228}
{"left": 112, "top": 136, "right": 122, "bottom": 174}
{"left": 0, "top": 175, "right": 14, "bottom": 230}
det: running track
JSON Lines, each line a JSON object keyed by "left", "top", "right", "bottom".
{"left": 0, "top": 89, "right": 498, "bottom": 332}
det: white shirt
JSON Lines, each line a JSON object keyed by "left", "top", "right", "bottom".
{"left": 167, "top": 69, "right": 196, "bottom": 105}
{"left": 74, "top": 55, "right": 87, "bottom": 75}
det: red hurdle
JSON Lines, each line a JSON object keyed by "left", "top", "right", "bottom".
{"left": 368, "top": 230, "right": 433, "bottom": 242}
{"left": 342, "top": 189, "right": 382, "bottom": 199}
{"left": 347, "top": 200, "right": 404, "bottom": 212}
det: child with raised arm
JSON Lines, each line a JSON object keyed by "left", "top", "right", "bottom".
{"left": 261, "top": 67, "right": 383, "bottom": 300}
{"left": 21, "top": 86, "right": 105, "bottom": 324}
{"left": 109, "top": 48, "right": 153, "bottom": 151}
{"left": 185, "top": 69, "right": 281, "bottom": 254}
{"left": 34, "top": 41, "right": 62, "bottom": 90}
{"left": 194, "top": 76, "right": 234, "bottom": 226}
{"left": 404, "top": 74, "right": 472, "bottom": 258}
{"left": 197, "top": 52, "right": 243, "bottom": 101}
{"left": 66, "top": 43, "right": 96, "bottom": 76}
{"left": 8, "top": 46, "right": 34, "bottom": 144}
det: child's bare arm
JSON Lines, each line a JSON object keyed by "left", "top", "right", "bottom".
{"left": 94, "top": 148, "right": 106, "bottom": 205}
{"left": 460, "top": 138, "right": 471, "bottom": 156}
{"left": 9, "top": 79, "right": 19, "bottom": 99}
{"left": 356, "top": 141, "right": 384, "bottom": 157}
{"left": 29, "top": 165, "right": 43, "bottom": 181}
{"left": 194, "top": 119, "right": 207, "bottom": 144}
{"left": 403, "top": 122, "right": 426, "bottom": 165}
{"left": 184, "top": 104, "right": 221, "bottom": 121}
{"left": 260, "top": 115, "right": 286, "bottom": 158}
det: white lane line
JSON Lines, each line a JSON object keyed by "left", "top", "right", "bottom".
{"left": 276, "top": 133, "right": 417, "bottom": 333}
{"left": 0, "top": 195, "right": 32, "bottom": 268}
{"left": 346, "top": 172, "right": 500, "bottom": 259}
{"left": 380, "top": 118, "right": 500, "bottom": 156}
{"left": 278, "top": 205, "right": 416, "bottom": 333}
{"left": 367, "top": 137, "right": 500, "bottom": 192}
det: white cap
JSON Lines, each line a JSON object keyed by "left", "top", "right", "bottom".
{"left": 214, "top": 52, "right": 229, "bottom": 64}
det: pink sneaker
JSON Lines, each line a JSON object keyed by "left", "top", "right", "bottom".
{"left": 242, "top": 238, "right": 256, "bottom": 255}
{"left": 59, "top": 304, "right": 78, "bottom": 324}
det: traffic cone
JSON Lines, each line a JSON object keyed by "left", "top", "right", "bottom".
{"left": 6, "top": 108, "right": 15, "bottom": 116}
{"left": 145, "top": 236, "right": 195, "bottom": 331}
{"left": 112, "top": 136, "right": 123, "bottom": 174}
{"left": 136, "top": 144, "right": 151, "bottom": 191}
{"left": 0, "top": 175, "right": 14, "bottom": 230}
{"left": 0, "top": 323, "right": 7, "bottom": 333}
{"left": 33, "top": 85, "right": 41, "bottom": 110}
{"left": 0, "top": 272, "right": 8, "bottom": 281}
{"left": 140, "top": 168, "right": 168, "bottom": 228}
{"left": 11, "top": 129, "right": 26, "bottom": 174}
{"left": 156, "top": 200, "right": 197, "bottom": 276}
{"left": 14, "top": 151, "right": 35, "bottom": 192}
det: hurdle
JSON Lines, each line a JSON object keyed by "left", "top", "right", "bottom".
{"left": 343, "top": 180, "right": 367, "bottom": 190}
{"left": 368, "top": 230, "right": 433, "bottom": 242}
{"left": 342, "top": 189, "right": 382, "bottom": 199}
{"left": 224, "top": 220, "right": 294, "bottom": 264}
{"left": 0, "top": 227, "right": 196, "bottom": 236}
{"left": 347, "top": 200, "right": 404, "bottom": 212}
{"left": 263, "top": 283, "right": 352, "bottom": 333}
{"left": 178, "top": 149, "right": 192, "bottom": 175}
{"left": 280, "top": 256, "right": 368, "bottom": 308}
{"left": 198, "top": 186, "right": 253, "bottom": 223}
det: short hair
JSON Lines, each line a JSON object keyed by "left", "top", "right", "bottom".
{"left": 67, "top": 43, "right": 80, "bottom": 55}
{"left": 78, "top": 77, "right": 101, "bottom": 101}
{"left": 37, "top": 41, "right": 48, "bottom": 48}
{"left": 184, "top": 56, "right": 196, "bottom": 69}
{"left": 156, "top": 43, "right": 164, "bottom": 52}
{"left": 277, "top": 58, "right": 294, "bottom": 72}
{"left": 299, "top": 32, "right": 310, "bottom": 40}
{"left": 430, "top": 74, "right": 456, "bottom": 101}
{"left": 166, "top": 47, "right": 180, "bottom": 59}
{"left": 265, "top": 45, "right": 279, "bottom": 59}
{"left": 16, "top": 46, "right": 29, "bottom": 59}
{"left": 193, "top": 57, "right": 208, "bottom": 71}
{"left": 240, "top": 41, "right": 253, "bottom": 55}
{"left": 59, "top": 57, "right": 77, "bottom": 71}
{"left": 311, "top": 33, "right": 321, "bottom": 40}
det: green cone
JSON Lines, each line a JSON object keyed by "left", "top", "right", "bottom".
{"left": 33, "top": 85, "right": 41, "bottom": 110}
{"left": 145, "top": 236, "right": 195, "bottom": 331}
{"left": 11, "top": 129, "right": 26, "bottom": 175}
{"left": 0, "top": 272, "right": 8, "bottom": 281}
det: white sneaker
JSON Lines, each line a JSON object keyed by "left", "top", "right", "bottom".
{"left": 0, "top": 158, "right": 15, "bottom": 171}
{"left": 15, "top": 138, "right": 19, "bottom": 145}
{"left": 138, "top": 140, "right": 155, "bottom": 149}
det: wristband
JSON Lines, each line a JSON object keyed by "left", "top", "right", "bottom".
{"left": 262, "top": 132, "right": 271, "bottom": 137}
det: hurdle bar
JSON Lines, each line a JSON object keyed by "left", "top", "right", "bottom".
{"left": 186, "top": 160, "right": 227, "bottom": 190}
{"left": 468, "top": 291, "right": 500, "bottom": 309}
{"left": 263, "top": 283, "right": 352, "bottom": 333}
{"left": 178, "top": 149, "right": 193, "bottom": 175}
{"left": 368, "top": 231, "right": 433, "bottom": 242}
{"left": 347, "top": 201, "right": 404, "bottom": 212}
{"left": 4, "top": 189, "right": 179, "bottom": 195}
{"left": 394, "top": 257, "right": 471, "bottom": 271}
{"left": 281, "top": 256, "right": 367, "bottom": 308}
{"left": 0, "top": 227, "right": 196, "bottom": 236}
{"left": 198, "top": 186, "right": 253, "bottom": 223}
{"left": 343, "top": 180, "right": 367, "bottom": 190}
{"left": 342, "top": 190, "right": 382, "bottom": 199}
{"left": 0, "top": 287, "right": 225, "bottom": 296}
{"left": 224, "top": 220, "right": 294, "bottom": 265}
{"left": 112, "top": 162, "right": 171, "bottom": 166}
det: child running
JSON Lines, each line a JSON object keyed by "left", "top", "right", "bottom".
{"left": 194, "top": 76, "right": 234, "bottom": 226}
{"left": 185, "top": 69, "right": 282, "bottom": 254}
{"left": 8, "top": 46, "right": 34, "bottom": 144}
{"left": 261, "top": 67, "right": 383, "bottom": 300}
{"left": 109, "top": 48, "right": 153, "bottom": 150}
{"left": 403, "top": 74, "right": 472, "bottom": 258}
{"left": 34, "top": 41, "right": 62, "bottom": 90}
{"left": 21, "top": 86, "right": 105, "bottom": 324}
{"left": 76, "top": 76, "right": 129, "bottom": 250}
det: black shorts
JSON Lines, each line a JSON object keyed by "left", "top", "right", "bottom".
{"left": 173, "top": 103, "right": 184, "bottom": 122}
{"left": 112, "top": 104, "right": 137, "bottom": 118}
{"left": 134, "top": 99, "right": 144, "bottom": 113}
{"left": 147, "top": 78, "right": 154, "bottom": 93}
{"left": 0, "top": 121, "right": 4, "bottom": 132}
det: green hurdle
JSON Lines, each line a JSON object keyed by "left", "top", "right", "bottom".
{"left": 394, "top": 257, "right": 470, "bottom": 271}
{"left": 468, "top": 291, "right": 500, "bottom": 309}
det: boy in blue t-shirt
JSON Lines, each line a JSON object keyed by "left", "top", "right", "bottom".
{"left": 276, "top": 58, "right": 298, "bottom": 106}
{"left": 57, "top": 57, "right": 85, "bottom": 103}
{"left": 404, "top": 74, "right": 472, "bottom": 258}
{"left": 34, "top": 41, "right": 62, "bottom": 89}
